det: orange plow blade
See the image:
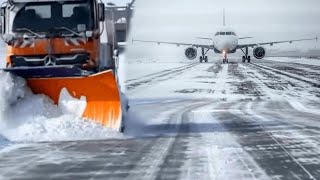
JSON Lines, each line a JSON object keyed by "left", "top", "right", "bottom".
{"left": 26, "top": 70, "right": 122, "bottom": 130}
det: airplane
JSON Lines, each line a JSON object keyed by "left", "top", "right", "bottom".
{"left": 132, "top": 9, "right": 318, "bottom": 64}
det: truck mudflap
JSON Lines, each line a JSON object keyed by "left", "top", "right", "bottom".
{"left": 3, "top": 66, "right": 123, "bottom": 130}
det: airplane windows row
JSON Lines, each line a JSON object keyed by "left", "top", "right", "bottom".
{"left": 215, "top": 32, "right": 236, "bottom": 36}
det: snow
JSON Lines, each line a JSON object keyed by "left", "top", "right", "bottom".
{"left": 125, "top": 59, "right": 193, "bottom": 81}
{"left": 183, "top": 104, "right": 267, "bottom": 179}
{"left": 126, "top": 59, "right": 257, "bottom": 101}
{"left": 264, "top": 57, "right": 320, "bottom": 66}
{"left": 0, "top": 72, "right": 123, "bottom": 144}
{"left": 287, "top": 100, "right": 320, "bottom": 116}
{"left": 242, "top": 101, "right": 320, "bottom": 179}
{"left": 58, "top": 88, "right": 87, "bottom": 117}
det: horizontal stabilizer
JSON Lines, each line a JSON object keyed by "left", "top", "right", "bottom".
{"left": 196, "top": 37, "right": 212, "bottom": 40}
{"left": 239, "top": 37, "right": 254, "bottom": 40}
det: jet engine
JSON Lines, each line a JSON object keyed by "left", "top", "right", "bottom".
{"left": 253, "top": 46, "right": 266, "bottom": 59}
{"left": 185, "top": 47, "right": 197, "bottom": 60}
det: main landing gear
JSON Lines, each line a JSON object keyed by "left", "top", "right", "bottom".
{"left": 199, "top": 47, "right": 209, "bottom": 63}
{"left": 240, "top": 47, "right": 251, "bottom": 63}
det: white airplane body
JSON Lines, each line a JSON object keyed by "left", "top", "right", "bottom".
{"left": 213, "top": 27, "right": 238, "bottom": 54}
{"left": 133, "top": 10, "right": 317, "bottom": 63}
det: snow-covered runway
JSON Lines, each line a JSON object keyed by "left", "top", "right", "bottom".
{"left": 1, "top": 57, "right": 320, "bottom": 179}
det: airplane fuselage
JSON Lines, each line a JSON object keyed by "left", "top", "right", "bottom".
{"left": 212, "top": 27, "right": 239, "bottom": 55}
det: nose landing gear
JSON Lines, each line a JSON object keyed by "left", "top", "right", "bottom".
{"left": 222, "top": 50, "right": 229, "bottom": 64}
{"left": 222, "top": 54, "right": 228, "bottom": 64}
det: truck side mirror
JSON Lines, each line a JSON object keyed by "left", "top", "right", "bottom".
{"left": 98, "top": 3, "right": 105, "bottom": 22}
{"left": 3, "top": 34, "right": 14, "bottom": 44}
{"left": 0, "top": 7, "right": 5, "bottom": 34}
{"left": 0, "top": 7, "right": 5, "bottom": 16}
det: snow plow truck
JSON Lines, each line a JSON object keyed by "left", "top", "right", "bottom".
{"left": 0, "top": 0, "right": 126, "bottom": 131}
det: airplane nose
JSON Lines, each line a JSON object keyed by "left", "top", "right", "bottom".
{"left": 218, "top": 42, "right": 230, "bottom": 51}
{"left": 218, "top": 38, "right": 236, "bottom": 52}
{"left": 221, "top": 42, "right": 229, "bottom": 49}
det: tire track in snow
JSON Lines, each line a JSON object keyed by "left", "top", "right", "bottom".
{"left": 243, "top": 101, "right": 319, "bottom": 180}
{"left": 216, "top": 101, "right": 318, "bottom": 179}
{"left": 227, "top": 62, "right": 264, "bottom": 98}
{"left": 126, "top": 63, "right": 199, "bottom": 90}
{"left": 248, "top": 63, "right": 320, "bottom": 88}
{"left": 241, "top": 63, "right": 319, "bottom": 100}
{"left": 125, "top": 63, "right": 198, "bottom": 83}
{"left": 256, "top": 60, "right": 320, "bottom": 81}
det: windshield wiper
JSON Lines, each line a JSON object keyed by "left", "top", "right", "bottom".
{"left": 16, "top": 28, "right": 45, "bottom": 39}
{"left": 54, "top": 27, "right": 83, "bottom": 37}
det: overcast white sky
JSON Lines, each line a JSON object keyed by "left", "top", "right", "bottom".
{"left": 131, "top": 0, "right": 319, "bottom": 43}
{"left": 124, "top": 0, "right": 320, "bottom": 58}
{"left": 1, "top": 0, "right": 319, "bottom": 57}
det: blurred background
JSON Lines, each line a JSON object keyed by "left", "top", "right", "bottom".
{"left": 124, "top": 0, "right": 320, "bottom": 60}
{"left": 1, "top": 0, "right": 319, "bottom": 60}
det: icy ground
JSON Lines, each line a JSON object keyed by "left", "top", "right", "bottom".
{"left": 126, "top": 57, "right": 320, "bottom": 101}
{"left": 0, "top": 56, "right": 320, "bottom": 179}
{"left": 264, "top": 57, "right": 320, "bottom": 66}
{"left": 123, "top": 56, "right": 320, "bottom": 180}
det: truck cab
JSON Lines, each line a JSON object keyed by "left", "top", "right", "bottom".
{"left": 0, "top": 0, "right": 116, "bottom": 71}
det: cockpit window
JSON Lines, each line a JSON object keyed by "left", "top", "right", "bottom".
{"left": 217, "top": 32, "right": 237, "bottom": 36}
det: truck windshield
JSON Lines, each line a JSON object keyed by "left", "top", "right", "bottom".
{"left": 12, "top": 0, "right": 94, "bottom": 33}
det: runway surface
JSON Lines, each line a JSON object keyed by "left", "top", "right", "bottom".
{"left": 1, "top": 58, "right": 320, "bottom": 180}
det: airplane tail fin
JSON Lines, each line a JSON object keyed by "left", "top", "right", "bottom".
{"left": 223, "top": 8, "right": 226, "bottom": 26}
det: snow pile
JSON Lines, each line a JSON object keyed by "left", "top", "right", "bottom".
{"left": 0, "top": 72, "right": 122, "bottom": 143}
{"left": 58, "top": 88, "right": 87, "bottom": 117}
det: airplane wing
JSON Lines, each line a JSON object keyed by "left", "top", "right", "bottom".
{"left": 132, "top": 39, "right": 214, "bottom": 49}
{"left": 196, "top": 37, "right": 253, "bottom": 40}
{"left": 237, "top": 37, "right": 318, "bottom": 49}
